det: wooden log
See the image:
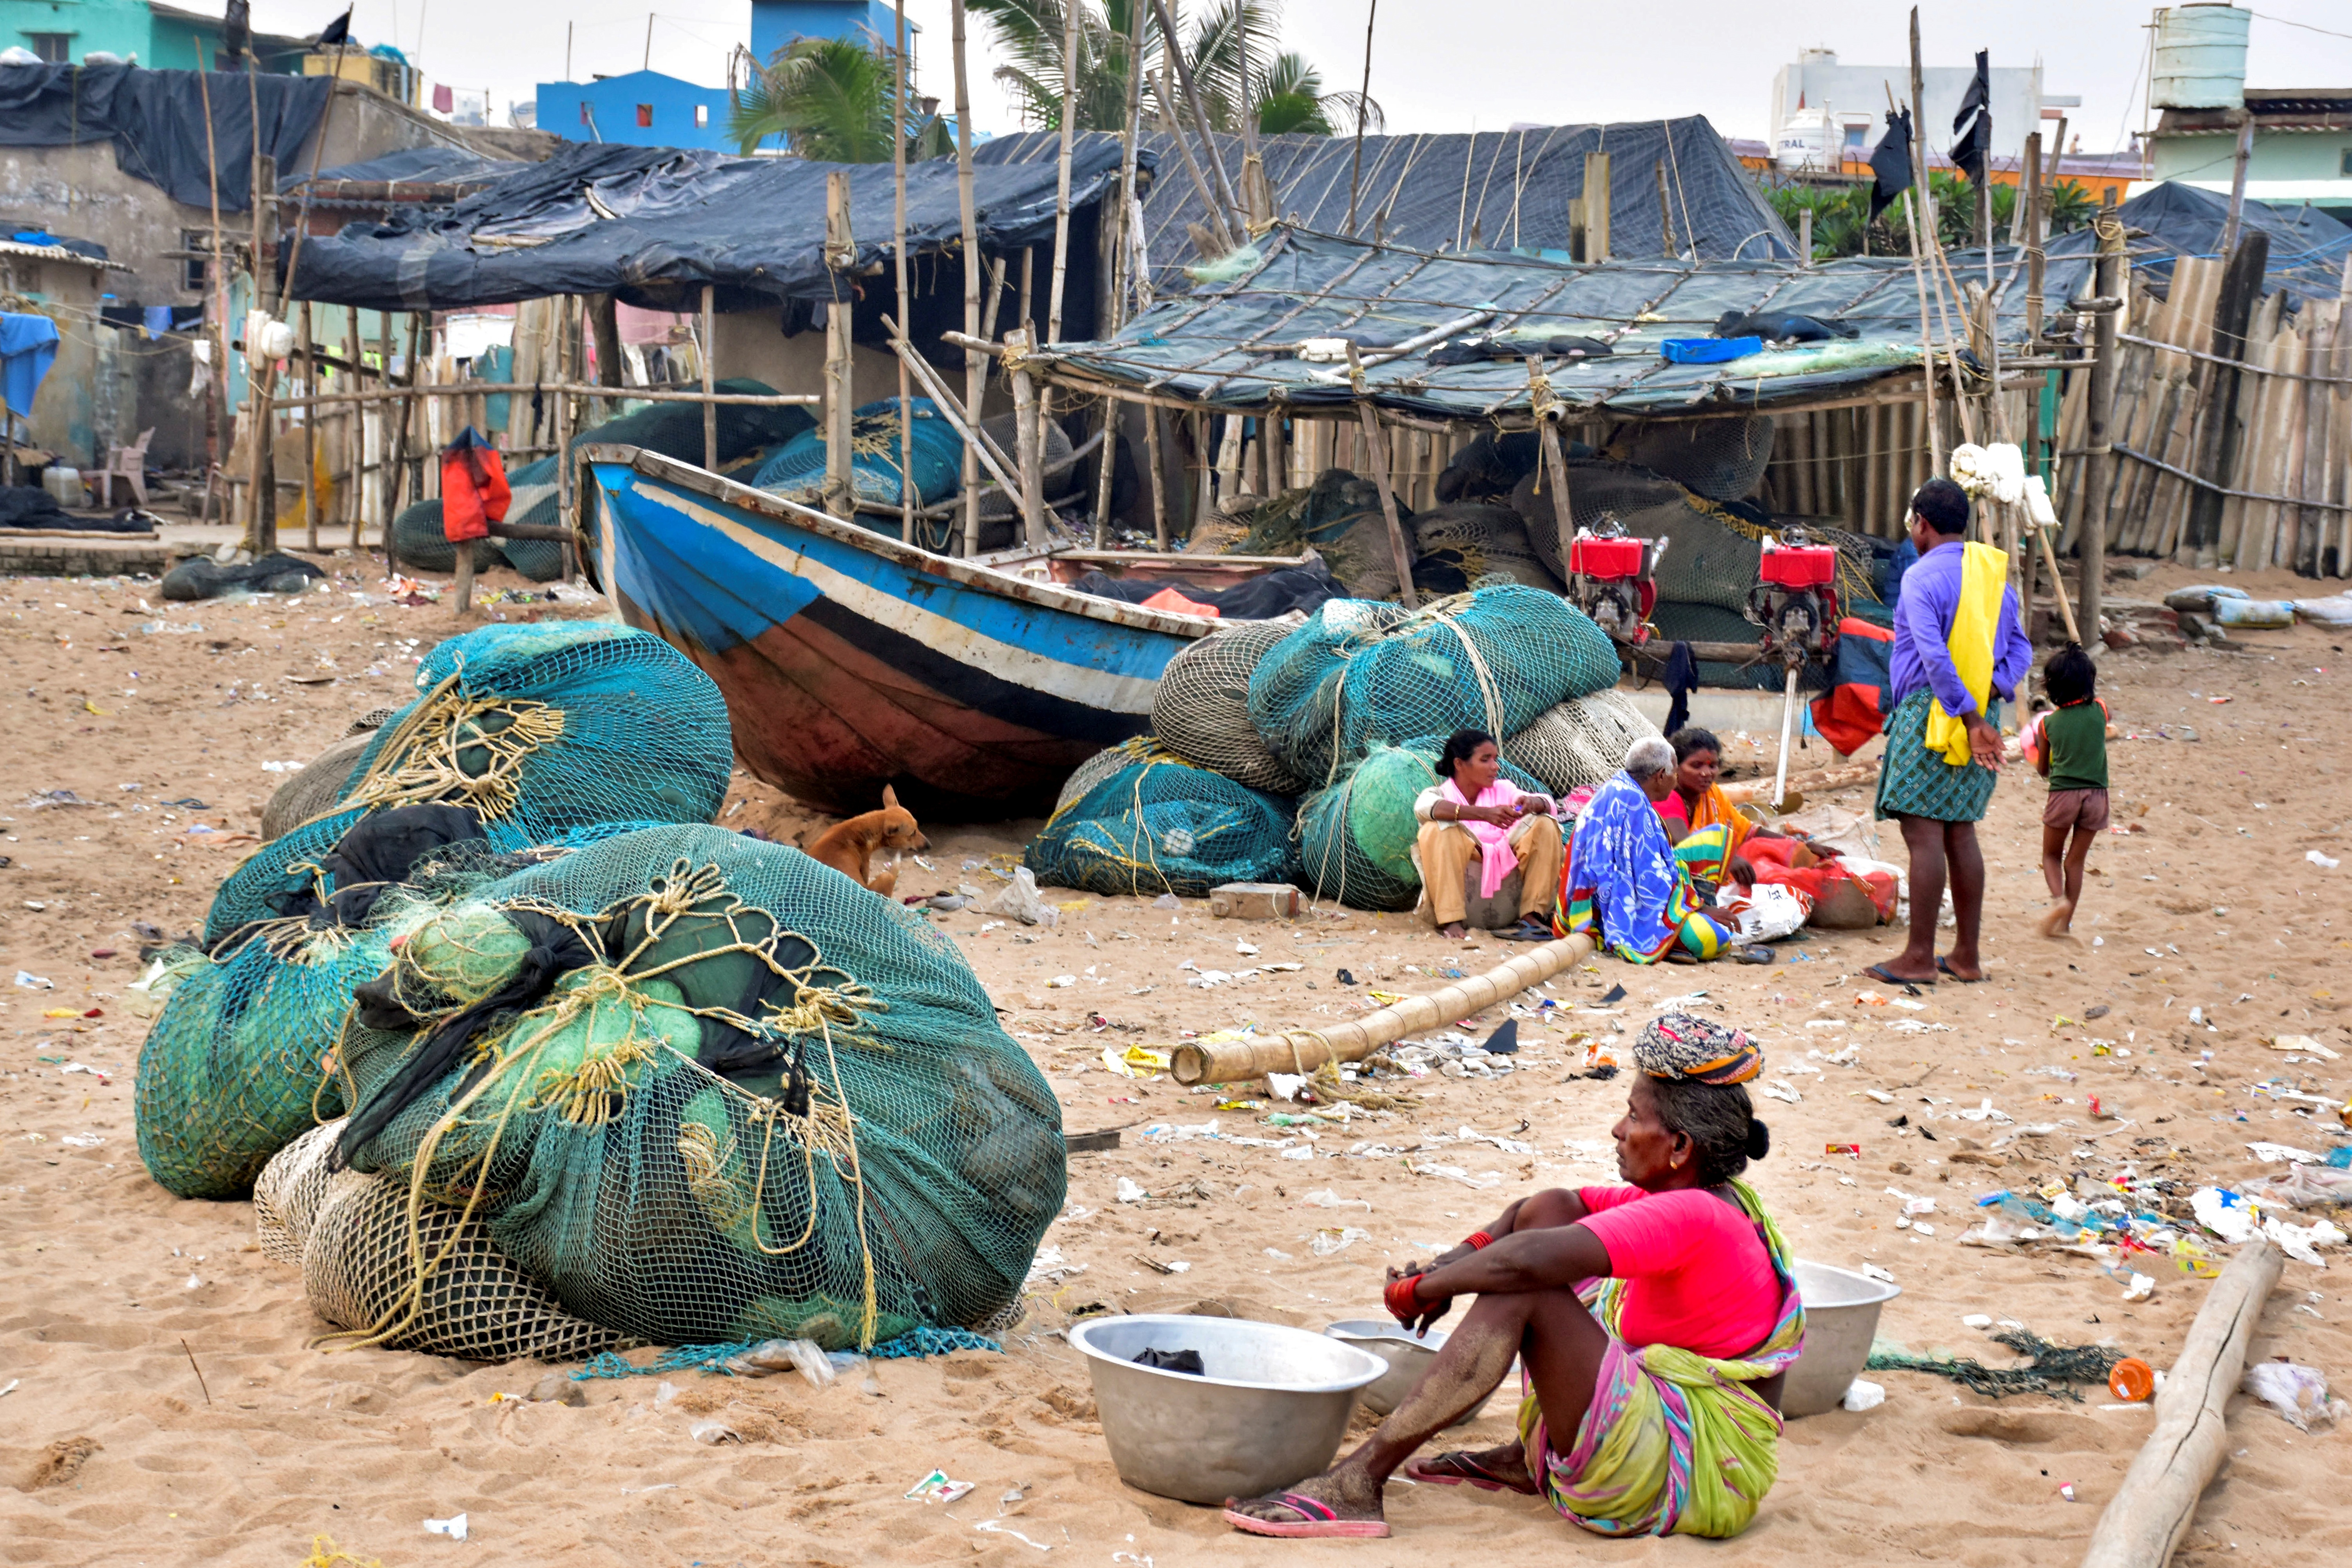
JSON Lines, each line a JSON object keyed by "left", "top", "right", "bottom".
{"left": 2078, "top": 1238, "right": 2282, "bottom": 1568}
{"left": 1171, "top": 935, "right": 1599, "bottom": 1085}
{"left": 1008, "top": 326, "right": 1050, "bottom": 545}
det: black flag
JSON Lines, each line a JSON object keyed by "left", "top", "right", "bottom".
{"left": 316, "top": 7, "right": 353, "bottom": 48}
{"left": 221, "top": 0, "right": 251, "bottom": 66}
{"left": 1950, "top": 49, "right": 1992, "bottom": 182}
{"left": 1868, "top": 108, "right": 1913, "bottom": 222}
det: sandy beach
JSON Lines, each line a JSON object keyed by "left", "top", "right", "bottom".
{"left": 2, "top": 555, "right": 2348, "bottom": 1566}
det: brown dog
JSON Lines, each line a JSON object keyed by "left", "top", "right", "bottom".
{"left": 802, "top": 785, "right": 927, "bottom": 897}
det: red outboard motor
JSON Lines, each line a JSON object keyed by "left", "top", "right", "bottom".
{"left": 1566, "top": 517, "right": 1664, "bottom": 644}
{"left": 1746, "top": 527, "right": 1842, "bottom": 671}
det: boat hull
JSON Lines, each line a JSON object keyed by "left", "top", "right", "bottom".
{"left": 586, "top": 451, "right": 1213, "bottom": 819}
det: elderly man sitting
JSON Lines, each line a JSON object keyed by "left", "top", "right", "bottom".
{"left": 1561, "top": 737, "right": 1748, "bottom": 964}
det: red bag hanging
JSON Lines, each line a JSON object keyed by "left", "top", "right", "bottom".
{"left": 440, "top": 426, "right": 510, "bottom": 544}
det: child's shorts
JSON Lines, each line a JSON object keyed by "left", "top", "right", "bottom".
{"left": 2043, "top": 787, "right": 2110, "bottom": 834}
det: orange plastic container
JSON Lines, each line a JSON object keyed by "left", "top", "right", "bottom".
{"left": 2108, "top": 1356, "right": 2154, "bottom": 1403}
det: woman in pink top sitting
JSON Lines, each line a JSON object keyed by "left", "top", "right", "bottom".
{"left": 1412, "top": 729, "right": 1563, "bottom": 943}
{"left": 1224, "top": 1013, "right": 1805, "bottom": 1542}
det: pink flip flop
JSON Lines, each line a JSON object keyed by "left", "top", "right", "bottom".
{"left": 1222, "top": 1492, "right": 1392, "bottom": 1539}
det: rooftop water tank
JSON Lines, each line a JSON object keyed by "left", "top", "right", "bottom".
{"left": 2151, "top": 3, "right": 2249, "bottom": 111}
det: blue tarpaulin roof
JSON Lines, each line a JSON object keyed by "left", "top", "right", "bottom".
{"left": 1031, "top": 223, "right": 2097, "bottom": 422}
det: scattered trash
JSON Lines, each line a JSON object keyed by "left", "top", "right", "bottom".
{"left": 2058, "top": 1482, "right": 2079, "bottom": 1503}
{"left": 2192, "top": 1187, "right": 2259, "bottom": 1244}
{"left": 1859, "top": 1263, "right": 1895, "bottom": 1284}
{"left": 986, "top": 867, "right": 1059, "bottom": 928}
{"left": 1303, "top": 1188, "right": 1372, "bottom": 1211}
{"left": 2309, "top": 851, "right": 2341, "bottom": 870}
{"left": 2122, "top": 1273, "right": 2155, "bottom": 1302}
{"left": 1311, "top": 1226, "right": 1371, "bottom": 1256}
{"left": 1840, "top": 1378, "right": 1885, "bottom": 1412}
{"left": 1962, "top": 1314, "right": 1993, "bottom": 1329}
{"left": 423, "top": 1513, "right": 469, "bottom": 1541}
{"left": 2108, "top": 1357, "right": 2155, "bottom": 1403}
{"left": 2272, "top": 1034, "right": 2341, "bottom": 1061}
{"left": 14, "top": 971, "right": 53, "bottom": 989}
{"left": 2263, "top": 1215, "right": 2348, "bottom": 1268}
{"left": 690, "top": 1417, "right": 741, "bottom": 1444}
{"left": 2249, "top": 1142, "right": 2321, "bottom": 1165}
{"left": 1116, "top": 1177, "right": 1148, "bottom": 1203}
{"left": 2241, "top": 1360, "right": 2347, "bottom": 1431}
{"left": 906, "top": 1471, "right": 977, "bottom": 1505}
{"left": 1868, "top": 1329, "right": 2123, "bottom": 1402}
{"left": 974, "top": 1519, "right": 1053, "bottom": 1551}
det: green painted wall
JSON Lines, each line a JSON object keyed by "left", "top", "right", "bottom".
{"left": 3, "top": 0, "right": 154, "bottom": 62}
{"left": 2152, "top": 131, "right": 2352, "bottom": 185}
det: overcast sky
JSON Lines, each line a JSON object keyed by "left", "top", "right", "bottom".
{"left": 236, "top": 0, "right": 2352, "bottom": 149}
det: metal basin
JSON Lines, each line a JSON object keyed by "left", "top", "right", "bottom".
{"left": 1321, "top": 1320, "right": 1477, "bottom": 1426}
{"left": 1070, "top": 1314, "right": 1390, "bottom": 1504}
{"left": 1782, "top": 1259, "right": 1902, "bottom": 1417}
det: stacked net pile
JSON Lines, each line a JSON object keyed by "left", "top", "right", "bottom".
{"left": 332, "top": 824, "right": 1064, "bottom": 1351}
{"left": 258, "top": 708, "right": 397, "bottom": 842}
{"left": 753, "top": 398, "right": 964, "bottom": 512}
{"left": 1226, "top": 470, "right": 1409, "bottom": 600}
{"left": 1297, "top": 740, "right": 1547, "bottom": 911}
{"left": 256, "top": 1122, "right": 630, "bottom": 1361}
{"left": 1411, "top": 503, "right": 1562, "bottom": 595}
{"left": 204, "top": 622, "right": 733, "bottom": 947}
{"left": 1504, "top": 690, "right": 1661, "bottom": 795}
{"left": 1028, "top": 745, "right": 1295, "bottom": 898}
{"left": 1249, "top": 587, "right": 1619, "bottom": 789}
{"left": 1621, "top": 415, "right": 1775, "bottom": 502}
{"left": 1054, "top": 736, "right": 1163, "bottom": 815}
{"left": 1149, "top": 622, "right": 1309, "bottom": 795}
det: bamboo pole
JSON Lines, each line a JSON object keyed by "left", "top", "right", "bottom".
{"left": 822, "top": 173, "right": 857, "bottom": 518}
{"left": 880, "top": 316, "right": 1025, "bottom": 505}
{"left": 246, "top": 151, "right": 280, "bottom": 553}
{"left": 2078, "top": 1238, "right": 2281, "bottom": 1568}
{"left": 1171, "top": 934, "right": 1596, "bottom": 1085}
{"left": 554, "top": 301, "right": 576, "bottom": 582}
{"left": 1156, "top": 58, "right": 1233, "bottom": 255}
{"left": 1151, "top": 0, "right": 1246, "bottom": 238}
{"left": 1094, "top": 0, "right": 1151, "bottom": 550}
{"left": 2080, "top": 220, "right": 2123, "bottom": 636}
{"left": 1346, "top": 0, "right": 1377, "bottom": 234}
{"left": 1007, "top": 325, "right": 1049, "bottom": 545}
{"left": 384, "top": 313, "right": 424, "bottom": 567}
{"left": 700, "top": 284, "right": 720, "bottom": 473}
{"left": 1348, "top": 379, "right": 1418, "bottom": 606}
{"left": 1045, "top": 0, "right": 1082, "bottom": 352}
{"left": 893, "top": 0, "right": 915, "bottom": 545}
{"left": 1145, "top": 403, "right": 1169, "bottom": 549}
{"left": 299, "top": 301, "right": 317, "bottom": 549}
{"left": 951, "top": 0, "right": 983, "bottom": 557}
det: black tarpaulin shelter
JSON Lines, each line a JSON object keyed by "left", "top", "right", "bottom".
{"left": 2046, "top": 180, "right": 2352, "bottom": 311}
{"left": 0, "top": 62, "right": 329, "bottom": 211}
{"left": 287, "top": 140, "right": 1157, "bottom": 314}
{"left": 1030, "top": 223, "right": 2096, "bottom": 422}
{"left": 976, "top": 119, "right": 1797, "bottom": 294}
{"left": 280, "top": 144, "right": 530, "bottom": 196}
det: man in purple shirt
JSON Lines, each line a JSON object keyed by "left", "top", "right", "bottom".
{"left": 1868, "top": 478, "right": 2032, "bottom": 986}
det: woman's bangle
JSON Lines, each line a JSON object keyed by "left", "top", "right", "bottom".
{"left": 1383, "top": 1273, "right": 1423, "bottom": 1325}
{"left": 1464, "top": 1230, "right": 1494, "bottom": 1251}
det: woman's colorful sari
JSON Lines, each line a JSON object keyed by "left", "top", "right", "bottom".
{"left": 1664, "top": 784, "right": 1751, "bottom": 885}
{"left": 1516, "top": 1182, "right": 1807, "bottom": 1539}
{"left": 1555, "top": 774, "right": 1725, "bottom": 961}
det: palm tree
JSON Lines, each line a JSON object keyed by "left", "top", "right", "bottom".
{"left": 728, "top": 34, "right": 953, "bottom": 162}
{"left": 969, "top": 0, "right": 1379, "bottom": 135}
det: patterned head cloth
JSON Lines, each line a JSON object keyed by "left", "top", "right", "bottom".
{"left": 1634, "top": 1012, "right": 1763, "bottom": 1085}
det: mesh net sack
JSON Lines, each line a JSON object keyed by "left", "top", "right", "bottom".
{"left": 332, "top": 824, "right": 1065, "bottom": 1351}
{"left": 304, "top": 1157, "right": 632, "bottom": 1363}
{"left": 204, "top": 622, "right": 734, "bottom": 946}
{"left": 1028, "top": 747, "right": 1296, "bottom": 898}
{"left": 1512, "top": 461, "right": 1763, "bottom": 609}
{"left": 260, "top": 731, "right": 377, "bottom": 844}
{"left": 1053, "top": 737, "right": 1162, "bottom": 816}
{"left": 1503, "top": 690, "right": 1661, "bottom": 795}
{"left": 753, "top": 397, "right": 964, "bottom": 512}
{"left": 1249, "top": 587, "right": 1620, "bottom": 790}
{"left": 255, "top": 1120, "right": 345, "bottom": 1265}
{"left": 391, "top": 500, "right": 505, "bottom": 574}
{"left": 132, "top": 925, "right": 384, "bottom": 1200}
{"left": 1149, "top": 622, "right": 1310, "bottom": 795}
{"left": 1622, "top": 415, "right": 1776, "bottom": 501}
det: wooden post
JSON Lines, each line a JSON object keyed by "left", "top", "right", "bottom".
{"left": 1582, "top": 151, "right": 1611, "bottom": 262}
{"left": 823, "top": 172, "right": 856, "bottom": 518}
{"left": 384, "top": 313, "right": 423, "bottom": 568}
{"left": 2219, "top": 111, "right": 2255, "bottom": 260}
{"left": 1347, "top": 345, "right": 1417, "bottom": 609}
{"left": 893, "top": 0, "right": 915, "bottom": 544}
{"left": 700, "top": 283, "right": 719, "bottom": 474}
{"left": 298, "top": 301, "right": 317, "bottom": 550}
{"left": 1526, "top": 357, "right": 1576, "bottom": 584}
{"left": 2082, "top": 215, "right": 2123, "bottom": 639}
{"left": 1045, "top": 0, "right": 1081, "bottom": 350}
{"left": 1655, "top": 160, "right": 1674, "bottom": 259}
{"left": 1007, "top": 326, "right": 1049, "bottom": 545}
{"left": 376, "top": 310, "right": 394, "bottom": 567}
{"left": 1092, "top": 394, "right": 1121, "bottom": 546}
{"left": 1901, "top": 189, "right": 1944, "bottom": 474}
{"left": 951, "top": 0, "right": 983, "bottom": 557}
{"left": 1797, "top": 207, "right": 1811, "bottom": 268}
{"left": 1346, "top": 0, "right": 1377, "bottom": 234}
{"left": 1145, "top": 403, "right": 1169, "bottom": 549}
{"left": 554, "top": 315, "right": 576, "bottom": 583}
{"left": 589, "top": 293, "right": 624, "bottom": 389}
{"left": 2185, "top": 232, "right": 2268, "bottom": 561}
{"left": 2079, "top": 1239, "right": 2282, "bottom": 1568}
{"left": 454, "top": 522, "right": 475, "bottom": 613}
{"left": 247, "top": 151, "right": 279, "bottom": 552}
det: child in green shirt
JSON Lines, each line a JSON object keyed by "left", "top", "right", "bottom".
{"left": 2031, "top": 644, "right": 2108, "bottom": 937}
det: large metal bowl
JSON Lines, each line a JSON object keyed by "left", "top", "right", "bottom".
{"left": 1782, "top": 1259, "right": 1903, "bottom": 1417}
{"left": 1069, "top": 1314, "right": 1390, "bottom": 1504}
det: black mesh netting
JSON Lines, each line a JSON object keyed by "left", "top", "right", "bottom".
{"left": 1412, "top": 502, "right": 1563, "bottom": 595}
{"left": 1621, "top": 414, "right": 1776, "bottom": 502}
{"left": 1227, "top": 470, "right": 1408, "bottom": 600}
{"left": 204, "top": 622, "right": 734, "bottom": 946}
{"left": 1028, "top": 747, "right": 1296, "bottom": 898}
{"left": 1149, "top": 621, "right": 1310, "bottom": 795}
{"left": 1249, "top": 586, "right": 1620, "bottom": 789}
{"left": 332, "top": 824, "right": 1064, "bottom": 1351}
{"left": 1504, "top": 690, "right": 1661, "bottom": 795}
{"left": 1512, "top": 461, "right": 1765, "bottom": 610}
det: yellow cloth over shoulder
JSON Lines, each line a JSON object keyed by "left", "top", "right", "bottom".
{"left": 1923, "top": 541, "right": 2007, "bottom": 767}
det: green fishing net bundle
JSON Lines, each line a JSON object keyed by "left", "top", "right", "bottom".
{"left": 330, "top": 824, "right": 1065, "bottom": 1353}
{"left": 1028, "top": 744, "right": 1297, "bottom": 899}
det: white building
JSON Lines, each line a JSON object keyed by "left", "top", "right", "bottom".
{"left": 1769, "top": 47, "right": 2073, "bottom": 172}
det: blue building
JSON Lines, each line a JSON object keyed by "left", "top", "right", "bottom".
{"left": 750, "top": 2, "right": 911, "bottom": 63}
{"left": 535, "top": 70, "right": 740, "bottom": 152}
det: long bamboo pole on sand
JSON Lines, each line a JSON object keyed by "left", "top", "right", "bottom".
{"left": 1172, "top": 935, "right": 1596, "bottom": 1085}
